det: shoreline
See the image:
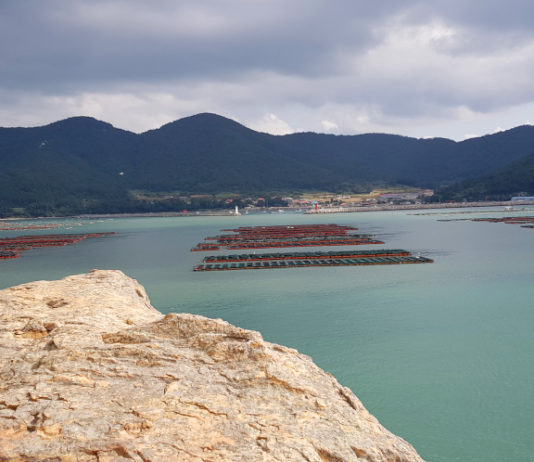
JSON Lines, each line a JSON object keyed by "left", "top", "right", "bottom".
{"left": 304, "top": 199, "right": 534, "bottom": 214}
{"left": 2, "top": 200, "right": 534, "bottom": 221}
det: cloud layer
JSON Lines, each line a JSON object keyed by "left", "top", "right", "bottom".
{"left": 1, "top": 0, "right": 533, "bottom": 139}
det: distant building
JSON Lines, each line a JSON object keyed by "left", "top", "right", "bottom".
{"left": 511, "top": 196, "right": 534, "bottom": 202}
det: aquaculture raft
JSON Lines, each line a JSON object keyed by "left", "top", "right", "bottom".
{"left": 202, "top": 249, "right": 411, "bottom": 263}
{"left": 0, "top": 233, "right": 116, "bottom": 260}
{"left": 472, "top": 216, "right": 534, "bottom": 224}
{"left": 473, "top": 216, "right": 534, "bottom": 230}
{"left": 194, "top": 253, "right": 433, "bottom": 271}
{"left": 192, "top": 224, "right": 433, "bottom": 271}
{"left": 0, "top": 223, "right": 60, "bottom": 231}
{"left": 0, "top": 250, "right": 18, "bottom": 260}
{"left": 439, "top": 215, "right": 534, "bottom": 230}
{"left": 192, "top": 224, "right": 383, "bottom": 251}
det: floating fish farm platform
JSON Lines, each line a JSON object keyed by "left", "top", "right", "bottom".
{"left": 0, "top": 250, "right": 19, "bottom": 260}
{"left": 440, "top": 216, "right": 534, "bottom": 225}
{"left": 0, "top": 223, "right": 60, "bottom": 231}
{"left": 221, "top": 224, "right": 357, "bottom": 234}
{"left": 192, "top": 223, "right": 383, "bottom": 251}
{"left": 0, "top": 233, "right": 116, "bottom": 260}
{"left": 440, "top": 215, "right": 534, "bottom": 231}
{"left": 194, "top": 253, "right": 433, "bottom": 271}
{"left": 192, "top": 224, "right": 433, "bottom": 271}
{"left": 472, "top": 216, "right": 534, "bottom": 224}
{"left": 473, "top": 216, "right": 534, "bottom": 230}
{"left": 202, "top": 249, "right": 412, "bottom": 263}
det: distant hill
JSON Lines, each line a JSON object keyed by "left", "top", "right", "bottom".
{"left": 435, "top": 151, "right": 534, "bottom": 201}
{"left": 0, "top": 117, "right": 139, "bottom": 215}
{"left": 135, "top": 113, "right": 343, "bottom": 192}
{"left": 1, "top": 113, "right": 534, "bottom": 215}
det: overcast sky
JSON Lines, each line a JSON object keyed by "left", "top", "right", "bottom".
{"left": 1, "top": 0, "right": 533, "bottom": 140}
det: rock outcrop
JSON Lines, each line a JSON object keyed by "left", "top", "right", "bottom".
{"left": 0, "top": 270, "right": 424, "bottom": 461}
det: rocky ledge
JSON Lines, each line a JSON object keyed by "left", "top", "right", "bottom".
{"left": 0, "top": 270, "right": 423, "bottom": 461}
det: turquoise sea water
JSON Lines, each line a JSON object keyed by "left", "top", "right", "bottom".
{"left": 2, "top": 208, "right": 534, "bottom": 461}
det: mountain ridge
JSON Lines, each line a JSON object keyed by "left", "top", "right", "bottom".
{"left": 7, "top": 112, "right": 531, "bottom": 142}
{"left": 1, "top": 113, "right": 534, "bottom": 216}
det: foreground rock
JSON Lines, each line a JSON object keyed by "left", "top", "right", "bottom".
{"left": 0, "top": 270, "right": 423, "bottom": 461}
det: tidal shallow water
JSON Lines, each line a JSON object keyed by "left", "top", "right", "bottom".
{"left": 2, "top": 207, "right": 534, "bottom": 461}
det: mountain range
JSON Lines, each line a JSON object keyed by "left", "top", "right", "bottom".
{"left": 1, "top": 113, "right": 534, "bottom": 216}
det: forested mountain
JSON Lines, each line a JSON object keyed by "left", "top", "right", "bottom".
{"left": 435, "top": 151, "right": 534, "bottom": 201}
{"left": 135, "top": 114, "right": 342, "bottom": 191}
{"left": 1, "top": 113, "right": 534, "bottom": 215}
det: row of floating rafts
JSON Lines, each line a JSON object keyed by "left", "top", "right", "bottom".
{"left": 0, "top": 233, "right": 115, "bottom": 247}
{"left": 191, "top": 224, "right": 382, "bottom": 251}
{"left": 206, "top": 231, "right": 358, "bottom": 241}
{"left": 0, "top": 237, "right": 84, "bottom": 248}
{"left": 0, "top": 223, "right": 60, "bottom": 231}
{"left": 221, "top": 224, "right": 358, "bottom": 234}
{"left": 191, "top": 243, "right": 221, "bottom": 251}
{"left": 214, "top": 225, "right": 358, "bottom": 240}
{"left": 192, "top": 224, "right": 434, "bottom": 271}
{"left": 224, "top": 238, "right": 384, "bottom": 250}
{"left": 469, "top": 216, "right": 534, "bottom": 231}
{"left": 213, "top": 234, "right": 374, "bottom": 244}
{"left": 203, "top": 249, "right": 412, "bottom": 263}
{"left": 215, "top": 233, "right": 359, "bottom": 242}
{"left": 472, "top": 216, "right": 534, "bottom": 224}
{"left": 222, "top": 224, "right": 357, "bottom": 230}
{"left": 0, "top": 233, "right": 116, "bottom": 260}
{"left": 0, "top": 250, "right": 20, "bottom": 259}
{"left": 215, "top": 227, "right": 356, "bottom": 236}
{"left": 192, "top": 238, "right": 383, "bottom": 251}
{"left": 194, "top": 253, "right": 433, "bottom": 271}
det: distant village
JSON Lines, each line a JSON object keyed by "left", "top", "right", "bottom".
{"left": 281, "top": 189, "right": 435, "bottom": 209}
{"left": 180, "top": 189, "right": 438, "bottom": 215}
{"left": 181, "top": 189, "right": 436, "bottom": 213}
{"left": 127, "top": 188, "right": 534, "bottom": 217}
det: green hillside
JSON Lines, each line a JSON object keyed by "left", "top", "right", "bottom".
{"left": 1, "top": 113, "right": 534, "bottom": 216}
{"left": 435, "top": 152, "right": 534, "bottom": 201}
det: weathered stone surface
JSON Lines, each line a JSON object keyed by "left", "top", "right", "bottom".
{"left": 0, "top": 269, "right": 424, "bottom": 461}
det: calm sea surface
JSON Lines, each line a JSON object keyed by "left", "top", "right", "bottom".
{"left": 2, "top": 207, "right": 534, "bottom": 461}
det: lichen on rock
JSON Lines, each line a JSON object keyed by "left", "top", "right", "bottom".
{"left": 0, "top": 269, "right": 424, "bottom": 461}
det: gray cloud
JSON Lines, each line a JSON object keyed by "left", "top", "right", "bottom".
{"left": 1, "top": 0, "right": 534, "bottom": 139}
{"left": 0, "top": 0, "right": 391, "bottom": 88}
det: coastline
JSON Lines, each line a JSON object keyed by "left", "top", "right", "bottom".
{"left": 2, "top": 200, "right": 534, "bottom": 221}
{"left": 304, "top": 199, "right": 534, "bottom": 214}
